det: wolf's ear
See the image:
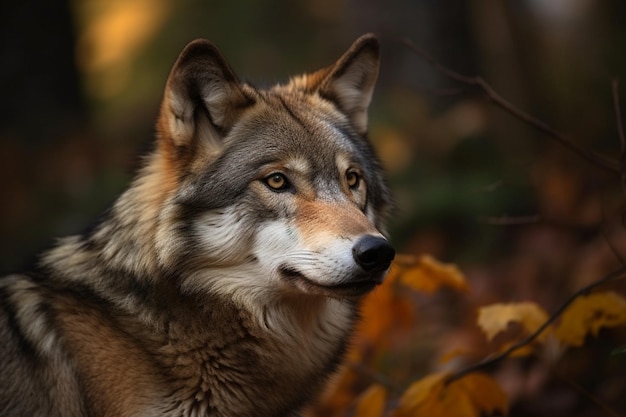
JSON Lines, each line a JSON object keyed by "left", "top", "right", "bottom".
{"left": 316, "top": 34, "right": 380, "bottom": 135}
{"left": 158, "top": 39, "right": 254, "bottom": 150}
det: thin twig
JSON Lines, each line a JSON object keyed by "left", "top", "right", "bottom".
{"left": 398, "top": 38, "right": 620, "bottom": 174}
{"left": 445, "top": 266, "right": 626, "bottom": 384}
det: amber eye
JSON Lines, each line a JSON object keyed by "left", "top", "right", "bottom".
{"left": 264, "top": 173, "right": 290, "bottom": 191}
{"left": 346, "top": 170, "right": 361, "bottom": 189}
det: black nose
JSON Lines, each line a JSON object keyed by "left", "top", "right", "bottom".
{"left": 352, "top": 235, "right": 395, "bottom": 273}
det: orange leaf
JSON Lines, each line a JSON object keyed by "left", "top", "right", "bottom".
{"left": 497, "top": 341, "right": 535, "bottom": 358}
{"left": 355, "top": 263, "right": 415, "bottom": 355}
{"left": 391, "top": 373, "right": 449, "bottom": 417}
{"left": 398, "top": 254, "right": 469, "bottom": 294}
{"left": 353, "top": 384, "right": 387, "bottom": 417}
{"left": 358, "top": 276, "right": 396, "bottom": 346}
{"left": 358, "top": 275, "right": 414, "bottom": 343}
{"left": 392, "top": 372, "right": 508, "bottom": 417}
{"left": 454, "top": 373, "right": 509, "bottom": 416}
{"left": 554, "top": 291, "right": 626, "bottom": 347}
{"left": 477, "top": 302, "right": 549, "bottom": 342}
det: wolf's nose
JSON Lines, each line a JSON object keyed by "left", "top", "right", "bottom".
{"left": 352, "top": 236, "right": 395, "bottom": 273}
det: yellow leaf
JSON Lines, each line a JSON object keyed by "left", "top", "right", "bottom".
{"left": 392, "top": 372, "right": 508, "bottom": 417}
{"left": 391, "top": 373, "right": 448, "bottom": 417}
{"left": 398, "top": 254, "right": 469, "bottom": 294}
{"left": 454, "top": 373, "right": 509, "bottom": 416}
{"left": 497, "top": 341, "right": 535, "bottom": 358}
{"left": 554, "top": 291, "right": 626, "bottom": 347}
{"left": 420, "top": 386, "right": 476, "bottom": 417}
{"left": 357, "top": 267, "right": 414, "bottom": 350}
{"left": 477, "top": 302, "right": 549, "bottom": 342}
{"left": 353, "top": 385, "right": 387, "bottom": 417}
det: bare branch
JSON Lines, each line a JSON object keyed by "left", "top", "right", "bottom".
{"left": 445, "top": 266, "right": 626, "bottom": 384}
{"left": 399, "top": 38, "right": 620, "bottom": 174}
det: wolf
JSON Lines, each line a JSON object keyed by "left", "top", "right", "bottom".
{"left": 0, "top": 34, "right": 394, "bottom": 417}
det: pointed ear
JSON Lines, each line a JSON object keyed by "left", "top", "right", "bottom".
{"left": 158, "top": 39, "right": 254, "bottom": 150}
{"left": 317, "top": 34, "right": 380, "bottom": 134}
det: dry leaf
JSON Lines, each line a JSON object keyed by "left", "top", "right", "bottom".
{"left": 554, "top": 291, "right": 626, "bottom": 347}
{"left": 353, "top": 384, "right": 387, "bottom": 417}
{"left": 392, "top": 372, "right": 508, "bottom": 417}
{"left": 419, "top": 384, "right": 476, "bottom": 417}
{"left": 477, "top": 302, "right": 549, "bottom": 342}
{"left": 497, "top": 341, "right": 535, "bottom": 358}
{"left": 358, "top": 266, "right": 414, "bottom": 350}
{"left": 391, "top": 373, "right": 448, "bottom": 417}
{"left": 398, "top": 254, "right": 469, "bottom": 294}
{"left": 454, "top": 373, "right": 509, "bottom": 416}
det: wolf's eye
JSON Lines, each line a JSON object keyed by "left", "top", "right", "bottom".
{"left": 346, "top": 170, "right": 361, "bottom": 189}
{"left": 264, "top": 173, "right": 290, "bottom": 191}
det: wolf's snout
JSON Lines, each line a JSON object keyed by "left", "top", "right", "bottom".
{"left": 352, "top": 236, "right": 395, "bottom": 273}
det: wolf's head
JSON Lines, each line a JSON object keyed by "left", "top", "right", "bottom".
{"left": 140, "top": 35, "right": 395, "bottom": 304}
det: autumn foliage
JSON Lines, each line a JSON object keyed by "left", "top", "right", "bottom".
{"left": 299, "top": 37, "right": 626, "bottom": 417}
{"left": 304, "top": 256, "right": 626, "bottom": 417}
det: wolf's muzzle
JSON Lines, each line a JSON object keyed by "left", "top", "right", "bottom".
{"left": 352, "top": 236, "right": 395, "bottom": 273}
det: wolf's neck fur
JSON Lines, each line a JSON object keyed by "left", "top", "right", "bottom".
{"left": 39, "top": 152, "right": 357, "bottom": 416}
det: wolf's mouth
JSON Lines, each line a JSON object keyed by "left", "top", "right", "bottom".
{"left": 279, "top": 265, "right": 382, "bottom": 298}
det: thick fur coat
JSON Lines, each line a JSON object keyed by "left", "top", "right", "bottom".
{"left": 0, "top": 34, "right": 394, "bottom": 417}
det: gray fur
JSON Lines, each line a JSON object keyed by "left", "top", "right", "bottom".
{"left": 0, "top": 34, "right": 392, "bottom": 417}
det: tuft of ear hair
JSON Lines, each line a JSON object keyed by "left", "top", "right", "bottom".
{"left": 305, "top": 34, "right": 380, "bottom": 135}
{"left": 158, "top": 39, "right": 255, "bottom": 150}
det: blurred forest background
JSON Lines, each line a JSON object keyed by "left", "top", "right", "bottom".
{"left": 2, "top": 0, "right": 626, "bottom": 416}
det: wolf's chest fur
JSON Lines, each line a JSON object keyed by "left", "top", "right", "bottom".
{"left": 154, "top": 295, "right": 355, "bottom": 416}
{"left": 61, "top": 287, "right": 353, "bottom": 416}
{"left": 0, "top": 34, "right": 393, "bottom": 417}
